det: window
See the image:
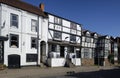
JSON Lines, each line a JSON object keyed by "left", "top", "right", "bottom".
{"left": 26, "top": 54, "right": 37, "bottom": 62}
{"left": 54, "top": 31, "right": 62, "bottom": 40}
{"left": 68, "top": 46, "right": 75, "bottom": 53}
{"left": 70, "top": 35, "right": 76, "bottom": 42}
{"left": 31, "top": 19, "right": 37, "bottom": 32}
{"left": 10, "top": 13, "right": 18, "bottom": 28}
{"left": 86, "top": 37, "right": 91, "bottom": 43}
{"left": 83, "top": 48, "right": 91, "bottom": 58}
{"left": 31, "top": 37, "right": 37, "bottom": 49}
{"left": 49, "top": 44, "right": 60, "bottom": 52}
{"left": 70, "top": 22, "right": 77, "bottom": 30}
{"left": 10, "top": 34, "right": 19, "bottom": 48}
{"left": 54, "top": 17, "right": 62, "bottom": 25}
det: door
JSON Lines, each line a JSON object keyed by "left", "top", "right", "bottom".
{"left": 8, "top": 55, "right": 20, "bottom": 68}
{"left": 40, "top": 41, "right": 46, "bottom": 63}
{"left": 60, "top": 46, "right": 64, "bottom": 57}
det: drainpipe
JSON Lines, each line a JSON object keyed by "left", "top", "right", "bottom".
{"left": 0, "top": 4, "right": 2, "bottom": 36}
{"left": 80, "top": 24, "right": 83, "bottom": 66}
{"left": 37, "top": 15, "right": 39, "bottom": 66}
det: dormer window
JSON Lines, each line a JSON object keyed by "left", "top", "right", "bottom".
{"left": 86, "top": 32, "right": 90, "bottom": 37}
{"left": 10, "top": 13, "right": 18, "bottom": 28}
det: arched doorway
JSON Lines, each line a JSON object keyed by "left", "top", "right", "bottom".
{"left": 40, "top": 41, "right": 46, "bottom": 63}
{"left": 8, "top": 54, "right": 20, "bottom": 68}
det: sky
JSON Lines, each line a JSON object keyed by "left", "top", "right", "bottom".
{"left": 23, "top": 0, "right": 120, "bottom": 37}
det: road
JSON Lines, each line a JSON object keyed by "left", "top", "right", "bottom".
{"left": 42, "top": 67, "right": 120, "bottom": 78}
{"left": 0, "top": 66, "right": 119, "bottom": 78}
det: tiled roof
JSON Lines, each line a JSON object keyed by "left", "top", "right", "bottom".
{"left": 0, "top": 0, "right": 47, "bottom": 18}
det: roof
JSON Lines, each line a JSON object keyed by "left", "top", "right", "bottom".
{"left": 0, "top": 0, "right": 47, "bottom": 18}
{"left": 45, "top": 12, "right": 82, "bottom": 26}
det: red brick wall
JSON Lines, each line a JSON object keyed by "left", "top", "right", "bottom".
{"left": 81, "top": 58, "right": 94, "bottom": 66}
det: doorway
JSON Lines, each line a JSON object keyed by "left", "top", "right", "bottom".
{"left": 8, "top": 55, "right": 20, "bottom": 68}
{"left": 60, "top": 46, "right": 64, "bottom": 57}
{"left": 40, "top": 41, "right": 46, "bottom": 63}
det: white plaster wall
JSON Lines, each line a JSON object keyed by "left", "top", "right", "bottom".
{"left": 48, "top": 58, "right": 66, "bottom": 67}
{"left": 48, "top": 14, "right": 54, "bottom": 23}
{"left": 1, "top": 4, "right": 43, "bottom": 66}
{"left": 63, "top": 19, "right": 70, "bottom": 27}
{"left": 49, "top": 23, "right": 54, "bottom": 29}
{"left": 48, "top": 30, "right": 53, "bottom": 39}
{"left": 41, "top": 18, "right": 48, "bottom": 42}
{"left": 77, "top": 25, "right": 81, "bottom": 31}
{"left": 63, "top": 27, "right": 70, "bottom": 33}
{"left": 62, "top": 33, "right": 69, "bottom": 41}
{"left": 71, "top": 58, "right": 81, "bottom": 66}
{"left": 76, "top": 36, "right": 80, "bottom": 43}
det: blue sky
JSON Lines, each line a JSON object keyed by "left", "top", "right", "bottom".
{"left": 23, "top": 0, "right": 120, "bottom": 37}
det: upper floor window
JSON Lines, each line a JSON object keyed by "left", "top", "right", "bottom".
{"left": 54, "top": 31, "right": 62, "bottom": 40}
{"left": 54, "top": 17, "right": 62, "bottom": 25}
{"left": 10, "top": 34, "right": 19, "bottom": 48}
{"left": 31, "top": 19, "right": 37, "bottom": 32}
{"left": 31, "top": 37, "right": 37, "bottom": 49}
{"left": 70, "top": 35, "right": 76, "bottom": 42}
{"left": 86, "top": 37, "right": 91, "bottom": 43}
{"left": 70, "top": 22, "right": 77, "bottom": 30}
{"left": 10, "top": 13, "right": 18, "bottom": 28}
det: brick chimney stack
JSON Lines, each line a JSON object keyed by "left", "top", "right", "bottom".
{"left": 39, "top": 3, "right": 44, "bottom": 12}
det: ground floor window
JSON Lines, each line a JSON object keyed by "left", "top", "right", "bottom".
{"left": 26, "top": 54, "right": 37, "bottom": 62}
{"left": 81, "top": 48, "right": 92, "bottom": 59}
{"left": 10, "top": 34, "right": 19, "bottom": 48}
{"left": 48, "top": 44, "right": 60, "bottom": 58}
{"left": 68, "top": 46, "right": 75, "bottom": 53}
{"left": 31, "top": 37, "right": 37, "bottom": 49}
{"left": 48, "top": 44, "right": 60, "bottom": 52}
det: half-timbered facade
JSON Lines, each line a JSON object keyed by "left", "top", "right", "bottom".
{"left": 47, "top": 13, "right": 82, "bottom": 67}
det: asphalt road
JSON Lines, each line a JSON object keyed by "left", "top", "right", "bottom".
{"left": 42, "top": 67, "right": 120, "bottom": 78}
{"left": 0, "top": 66, "right": 120, "bottom": 78}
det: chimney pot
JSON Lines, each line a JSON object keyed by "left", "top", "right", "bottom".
{"left": 39, "top": 3, "right": 44, "bottom": 12}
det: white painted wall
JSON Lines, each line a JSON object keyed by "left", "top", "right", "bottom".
{"left": 47, "top": 58, "right": 66, "bottom": 67}
{"left": 0, "top": 3, "right": 48, "bottom": 66}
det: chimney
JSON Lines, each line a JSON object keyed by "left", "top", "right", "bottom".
{"left": 39, "top": 3, "right": 44, "bottom": 12}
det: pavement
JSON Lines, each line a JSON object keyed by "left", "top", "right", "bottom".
{"left": 0, "top": 66, "right": 119, "bottom": 78}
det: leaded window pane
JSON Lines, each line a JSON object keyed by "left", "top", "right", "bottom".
{"left": 70, "top": 35, "right": 76, "bottom": 42}
{"left": 54, "top": 31, "right": 62, "bottom": 40}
